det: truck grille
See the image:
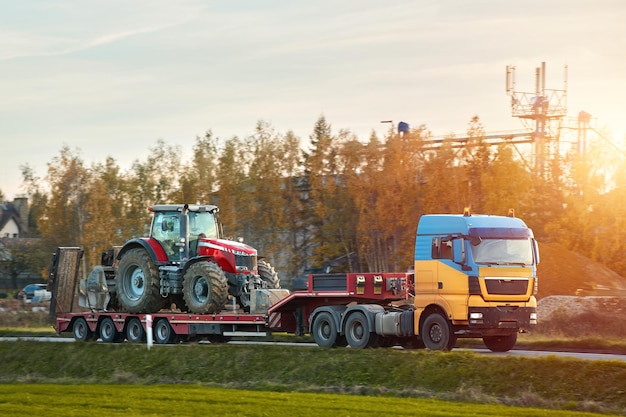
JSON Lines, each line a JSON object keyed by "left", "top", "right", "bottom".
{"left": 236, "top": 254, "right": 257, "bottom": 272}
{"left": 484, "top": 277, "right": 529, "bottom": 295}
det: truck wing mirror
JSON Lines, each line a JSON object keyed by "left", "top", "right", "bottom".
{"left": 452, "top": 238, "right": 466, "bottom": 264}
{"left": 533, "top": 239, "right": 540, "bottom": 264}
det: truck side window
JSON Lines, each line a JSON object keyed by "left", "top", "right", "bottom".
{"left": 431, "top": 238, "right": 453, "bottom": 260}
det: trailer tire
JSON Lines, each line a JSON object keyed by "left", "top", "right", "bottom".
{"left": 483, "top": 333, "right": 517, "bottom": 352}
{"left": 116, "top": 248, "right": 165, "bottom": 314}
{"left": 154, "top": 318, "right": 175, "bottom": 344}
{"left": 73, "top": 317, "right": 93, "bottom": 342}
{"left": 182, "top": 261, "right": 229, "bottom": 314}
{"left": 258, "top": 259, "right": 280, "bottom": 288}
{"left": 99, "top": 317, "right": 122, "bottom": 343}
{"left": 421, "top": 313, "right": 456, "bottom": 351}
{"left": 312, "top": 312, "right": 339, "bottom": 348}
{"left": 344, "top": 312, "right": 375, "bottom": 349}
{"left": 125, "top": 317, "right": 146, "bottom": 343}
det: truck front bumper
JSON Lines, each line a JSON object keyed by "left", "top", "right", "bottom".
{"left": 468, "top": 306, "right": 537, "bottom": 331}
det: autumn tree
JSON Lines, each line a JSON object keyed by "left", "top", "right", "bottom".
{"left": 20, "top": 164, "right": 47, "bottom": 238}
{"left": 242, "top": 121, "right": 290, "bottom": 260}
{"left": 461, "top": 116, "right": 491, "bottom": 212}
{"left": 0, "top": 238, "right": 50, "bottom": 289}
{"left": 182, "top": 131, "right": 220, "bottom": 204}
{"left": 40, "top": 146, "right": 91, "bottom": 249}
{"left": 275, "top": 130, "right": 307, "bottom": 280}
{"left": 305, "top": 116, "right": 358, "bottom": 271}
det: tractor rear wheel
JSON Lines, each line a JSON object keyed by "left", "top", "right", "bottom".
{"left": 182, "top": 261, "right": 229, "bottom": 314}
{"left": 258, "top": 259, "right": 280, "bottom": 288}
{"left": 116, "top": 248, "right": 166, "bottom": 313}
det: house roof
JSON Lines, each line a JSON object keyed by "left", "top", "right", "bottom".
{"left": 0, "top": 202, "right": 23, "bottom": 235}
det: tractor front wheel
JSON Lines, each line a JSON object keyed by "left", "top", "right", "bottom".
{"left": 258, "top": 259, "right": 280, "bottom": 288}
{"left": 182, "top": 261, "right": 229, "bottom": 314}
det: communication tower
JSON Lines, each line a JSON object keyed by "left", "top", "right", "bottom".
{"left": 505, "top": 62, "right": 568, "bottom": 177}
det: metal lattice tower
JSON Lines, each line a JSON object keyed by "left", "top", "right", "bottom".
{"left": 506, "top": 62, "right": 568, "bottom": 178}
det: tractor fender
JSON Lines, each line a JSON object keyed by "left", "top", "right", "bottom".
{"left": 308, "top": 305, "right": 347, "bottom": 335}
{"left": 116, "top": 238, "right": 165, "bottom": 264}
{"left": 179, "top": 256, "right": 216, "bottom": 274}
{"left": 341, "top": 304, "right": 385, "bottom": 334}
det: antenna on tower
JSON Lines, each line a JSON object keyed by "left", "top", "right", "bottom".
{"left": 505, "top": 62, "right": 568, "bottom": 178}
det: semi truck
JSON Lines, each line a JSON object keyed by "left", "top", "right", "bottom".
{"left": 50, "top": 207, "right": 538, "bottom": 352}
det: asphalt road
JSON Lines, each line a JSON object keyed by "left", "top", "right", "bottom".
{"left": 2, "top": 337, "right": 625, "bottom": 362}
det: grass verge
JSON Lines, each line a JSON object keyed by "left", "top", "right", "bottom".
{"left": 1, "top": 341, "right": 625, "bottom": 415}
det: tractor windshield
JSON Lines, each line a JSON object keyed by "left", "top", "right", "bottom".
{"left": 188, "top": 211, "right": 219, "bottom": 240}
{"left": 470, "top": 238, "right": 533, "bottom": 266}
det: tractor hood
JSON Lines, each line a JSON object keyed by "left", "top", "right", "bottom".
{"left": 199, "top": 238, "right": 258, "bottom": 257}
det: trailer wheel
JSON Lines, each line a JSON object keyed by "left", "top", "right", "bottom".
{"left": 483, "top": 333, "right": 517, "bottom": 352}
{"left": 99, "top": 317, "right": 122, "bottom": 343}
{"left": 421, "top": 313, "right": 456, "bottom": 351}
{"left": 116, "top": 248, "right": 166, "bottom": 313}
{"left": 154, "top": 318, "right": 176, "bottom": 344}
{"left": 344, "top": 312, "right": 376, "bottom": 349}
{"left": 125, "top": 317, "right": 145, "bottom": 343}
{"left": 258, "top": 259, "right": 280, "bottom": 288}
{"left": 182, "top": 261, "right": 229, "bottom": 314}
{"left": 312, "top": 312, "right": 339, "bottom": 348}
{"left": 73, "top": 317, "right": 93, "bottom": 342}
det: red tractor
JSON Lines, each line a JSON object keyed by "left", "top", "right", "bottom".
{"left": 98, "top": 204, "right": 279, "bottom": 314}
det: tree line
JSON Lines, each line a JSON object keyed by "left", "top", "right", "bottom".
{"left": 5, "top": 115, "right": 626, "bottom": 284}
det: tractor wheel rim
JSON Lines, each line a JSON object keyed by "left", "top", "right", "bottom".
{"left": 128, "top": 267, "right": 145, "bottom": 300}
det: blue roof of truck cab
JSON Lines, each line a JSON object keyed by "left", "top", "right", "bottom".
{"left": 417, "top": 214, "right": 529, "bottom": 236}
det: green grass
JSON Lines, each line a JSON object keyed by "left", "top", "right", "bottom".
{"left": 0, "top": 384, "right": 610, "bottom": 417}
{"left": 1, "top": 342, "right": 625, "bottom": 415}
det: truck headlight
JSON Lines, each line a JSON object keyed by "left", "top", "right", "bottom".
{"left": 469, "top": 312, "right": 483, "bottom": 324}
{"left": 530, "top": 312, "right": 537, "bottom": 324}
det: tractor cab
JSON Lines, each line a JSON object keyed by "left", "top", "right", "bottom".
{"left": 149, "top": 204, "right": 220, "bottom": 262}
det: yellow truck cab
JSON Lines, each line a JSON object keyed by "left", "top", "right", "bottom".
{"left": 413, "top": 209, "right": 538, "bottom": 351}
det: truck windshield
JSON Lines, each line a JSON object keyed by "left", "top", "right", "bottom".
{"left": 188, "top": 212, "right": 218, "bottom": 240}
{"left": 470, "top": 238, "right": 533, "bottom": 265}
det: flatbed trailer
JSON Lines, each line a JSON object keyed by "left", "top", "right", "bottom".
{"left": 52, "top": 248, "right": 415, "bottom": 348}
{"left": 55, "top": 310, "right": 272, "bottom": 344}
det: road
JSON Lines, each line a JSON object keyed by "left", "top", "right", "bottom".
{"left": 2, "top": 337, "right": 625, "bottom": 362}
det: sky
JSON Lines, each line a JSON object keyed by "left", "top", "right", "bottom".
{"left": 1, "top": 0, "right": 625, "bottom": 200}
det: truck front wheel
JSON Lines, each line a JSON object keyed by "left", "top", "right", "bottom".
{"left": 312, "top": 312, "right": 339, "bottom": 348}
{"left": 421, "top": 313, "right": 456, "bottom": 351}
{"left": 483, "top": 333, "right": 517, "bottom": 352}
{"left": 182, "top": 261, "right": 229, "bottom": 314}
{"left": 116, "top": 248, "right": 165, "bottom": 313}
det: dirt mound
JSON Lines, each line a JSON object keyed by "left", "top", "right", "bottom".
{"left": 537, "top": 242, "right": 626, "bottom": 299}
{"left": 537, "top": 295, "right": 626, "bottom": 319}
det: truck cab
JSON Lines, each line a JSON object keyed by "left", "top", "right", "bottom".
{"left": 413, "top": 209, "right": 538, "bottom": 351}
